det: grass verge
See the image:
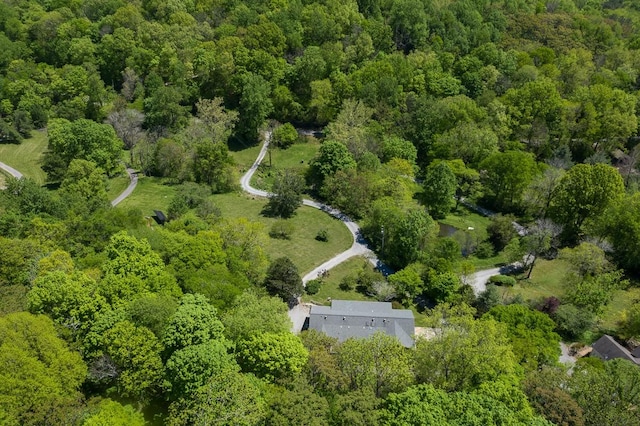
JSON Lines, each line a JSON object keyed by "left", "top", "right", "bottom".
{"left": 106, "top": 173, "right": 131, "bottom": 201}
{"left": 115, "top": 176, "right": 177, "bottom": 214}
{"left": 0, "top": 130, "right": 48, "bottom": 184}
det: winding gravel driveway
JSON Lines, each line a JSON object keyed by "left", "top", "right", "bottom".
{"left": 111, "top": 167, "right": 138, "bottom": 207}
{"left": 240, "top": 131, "right": 385, "bottom": 284}
{"left": 0, "top": 161, "right": 23, "bottom": 179}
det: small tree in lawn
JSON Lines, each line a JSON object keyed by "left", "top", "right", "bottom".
{"left": 266, "top": 169, "right": 305, "bottom": 218}
{"left": 264, "top": 257, "right": 303, "bottom": 306}
{"left": 272, "top": 123, "right": 298, "bottom": 148}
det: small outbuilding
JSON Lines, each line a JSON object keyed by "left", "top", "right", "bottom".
{"left": 591, "top": 334, "right": 640, "bottom": 365}
{"left": 308, "top": 300, "right": 415, "bottom": 348}
{"left": 152, "top": 210, "right": 167, "bottom": 225}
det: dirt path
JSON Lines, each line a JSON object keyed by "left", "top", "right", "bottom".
{"left": 240, "top": 132, "right": 386, "bottom": 284}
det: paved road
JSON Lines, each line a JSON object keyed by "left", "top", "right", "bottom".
{"left": 468, "top": 258, "right": 530, "bottom": 296}
{"left": 0, "top": 161, "right": 24, "bottom": 179}
{"left": 240, "top": 131, "right": 387, "bottom": 287}
{"left": 469, "top": 267, "right": 501, "bottom": 295}
{"left": 559, "top": 342, "right": 576, "bottom": 366}
{"left": 111, "top": 167, "right": 138, "bottom": 206}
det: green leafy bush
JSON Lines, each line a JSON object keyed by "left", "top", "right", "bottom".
{"left": 474, "top": 241, "right": 495, "bottom": 259}
{"left": 315, "top": 229, "right": 329, "bottom": 242}
{"left": 306, "top": 279, "right": 322, "bottom": 295}
{"left": 339, "top": 274, "right": 357, "bottom": 291}
{"left": 488, "top": 274, "right": 516, "bottom": 287}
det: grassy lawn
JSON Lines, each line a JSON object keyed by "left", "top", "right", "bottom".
{"left": 212, "top": 192, "right": 352, "bottom": 274}
{"left": 497, "top": 259, "right": 569, "bottom": 302}
{"left": 466, "top": 252, "right": 508, "bottom": 270}
{"left": 230, "top": 144, "right": 262, "bottom": 171}
{"left": 116, "top": 176, "right": 177, "bottom": 214}
{"left": 250, "top": 141, "right": 320, "bottom": 191}
{"left": 0, "top": 130, "right": 48, "bottom": 184}
{"left": 301, "top": 257, "right": 377, "bottom": 305}
{"left": 600, "top": 287, "right": 640, "bottom": 331}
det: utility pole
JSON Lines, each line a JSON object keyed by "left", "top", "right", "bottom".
{"left": 381, "top": 225, "right": 385, "bottom": 255}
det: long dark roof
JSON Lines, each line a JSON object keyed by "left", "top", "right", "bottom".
{"left": 309, "top": 300, "right": 415, "bottom": 347}
{"left": 591, "top": 335, "right": 640, "bottom": 365}
{"left": 310, "top": 300, "right": 414, "bottom": 319}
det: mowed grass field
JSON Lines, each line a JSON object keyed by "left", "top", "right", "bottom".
{"left": 116, "top": 176, "right": 177, "bottom": 213}
{"left": 251, "top": 140, "right": 320, "bottom": 190}
{"left": 497, "top": 259, "right": 569, "bottom": 303}
{"left": 0, "top": 130, "right": 48, "bottom": 184}
{"left": 213, "top": 192, "right": 352, "bottom": 274}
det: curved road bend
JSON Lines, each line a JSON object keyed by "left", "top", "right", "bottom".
{"left": 0, "top": 160, "right": 138, "bottom": 206}
{"left": 240, "top": 131, "right": 384, "bottom": 285}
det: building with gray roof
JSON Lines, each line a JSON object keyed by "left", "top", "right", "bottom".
{"left": 308, "top": 300, "right": 415, "bottom": 347}
{"left": 591, "top": 334, "right": 640, "bottom": 365}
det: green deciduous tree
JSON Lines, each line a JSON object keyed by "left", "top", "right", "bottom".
{"left": 338, "top": 331, "right": 413, "bottom": 397}
{"left": 0, "top": 312, "right": 87, "bottom": 425}
{"left": 162, "top": 293, "right": 224, "bottom": 354}
{"left": 570, "top": 84, "right": 637, "bottom": 155}
{"left": 570, "top": 359, "right": 640, "bottom": 426}
{"left": 602, "top": 193, "right": 640, "bottom": 273}
{"left": 309, "top": 140, "right": 357, "bottom": 188}
{"left": 167, "top": 367, "right": 266, "bottom": 426}
{"left": 165, "top": 340, "right": 237, "bottom": 399}
{"left": 484, "top": 304, "right": 560, "bottom": 370}
{"left": 414, "top": 305, "right": 522, "bottom": 392}
{"left": 266, "top": 169, "right": 305, "bottom": 218}
{"left": 272, "top": 123, "right": 298, "bottom": 148}
{"left": 550, "top": 163, "right": 624, "bottom": 243}
{"left": 59, "top": 159, "right": 109, "bottom": 213}
{"left": 422, "top": 161, "right": 456, "bottom": 219}
{"left": 143, "top": 85, "right": 189, "bottom": 132}
{"left": 388, "top": 264, "right": 423, "bottom": 305}
{"left": 264, "top": 257, "right": 303, "bottom": 305}
{"left": 83, "top": 399, "right": 145, "bottom": 426}
{"left": 502, "top": 78, "right": 565, "bottom": 157}
{"left": 237, "top": 332, "right": 308, "bottom": 382}
{"left": 480, "top": 150, "right": 542, "bottom": 212}
{"left": 222, "top": 291, "right": 291, "bottom": 343}
{"left": 238, "top": 73, "right": 273, "bottom": 142}
{"left": 99, "top": 231, "right": 180, "bottom": 304}
{"left": 381, "top": 383, "right": 549, "bottom": 426}
{"left": 44, "top": 118, "right": 122, "bottom": 180}
{"left": 101, "top": 320, "right": 164, "bottom": 400}
{"left": 28, "top": 270, "right": 105, "bottom": 336}
{"left": 556, "top": 242, "right": 625, "bottom": 313}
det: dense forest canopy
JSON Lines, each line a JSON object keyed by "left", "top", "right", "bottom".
{"left": 1, "top": 0, "right": 640, "bottom": 424}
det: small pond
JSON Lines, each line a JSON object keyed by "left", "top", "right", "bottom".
{"left": 438, "top": 223, "right": 459, "bottom": 237}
